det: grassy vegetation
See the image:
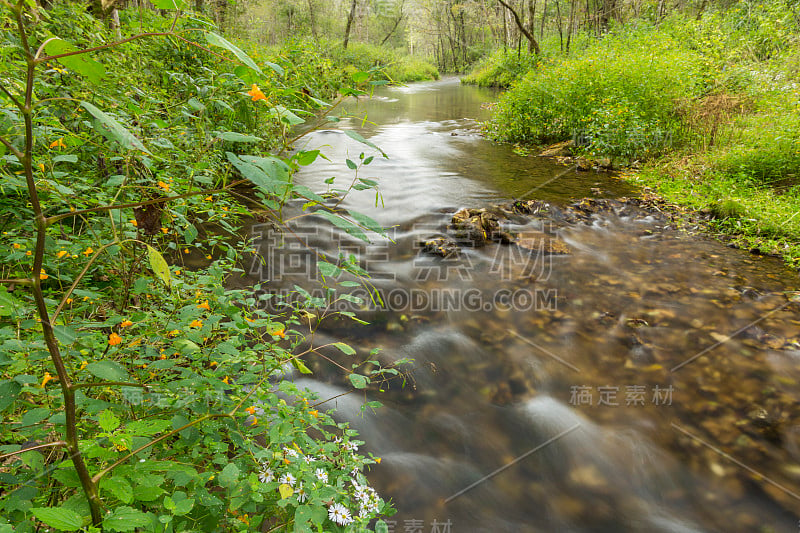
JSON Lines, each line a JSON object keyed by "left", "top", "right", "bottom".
{"left": 475, "top": 1, "right": 800, "bottom": 266}
{"left": 327, "top": 41, "right": 440, "bottom": 83}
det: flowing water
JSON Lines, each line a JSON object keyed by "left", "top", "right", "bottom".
{"left": 244, "top": 78, "right": 800, "bottom": 532}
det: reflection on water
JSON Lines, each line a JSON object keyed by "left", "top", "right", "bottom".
{"left": 246, "top": 79, "right": 800, "bottom": 532}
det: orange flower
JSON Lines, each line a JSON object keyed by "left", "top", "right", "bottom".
{"left": 56, "top": 250, "right": 68, "bottom": 258}
{"left": 160, "top": 353, "right": 167, "bottom": 360}
{"left": 120, "top": 320, "right": 133, "bottom": 328}
{"left": 108, "top": 332, "right": 122, "bottom": 346}
{"left": 82, "top": 247, "right": 94, "bottom": 256}
{"left": 41, "top": 372, "right": 55, "bottom": 388}
{"left": 39, "top": 269, "right": 48, "bottom": 280}
{"left": 375, "top": 457, "right": 382, "bottom": 464}
{"left": 209, "top": 361, "right": 218, "bottom": 368}
{"left": 189, "top": 319, "right": 203, "bottom": 328}
{"left": 272, "top": 328, "right": 286, "bottom": 339}
{"left": 245, "top": 406, "right": 256, "bottom": 415}
{"left": 49, "top": 138, "right": 66, "bottom": 149}
{"left": 309, "top": 410, "right": 319, "bottom": 418}
{"left": 247, "top": 84, "right": 267, "bottom": 102}
{"left": 204, "top": 195, "right": 213, "bottom": 201}
{"left": 157, "top": 181, "right": 170, "bottom": 192}
{"left": 160, "top": 227, "right": 168, "bottom": 234}
{"left": 38, "top": 163, "right": 45, "bottom": 172}
{"left": 131, "top": 219, "right": 138, "bottom": 227}
{"left": 222, "top": 376, "right": 230, "bottom": 384}
{"left": 196, "top": 300, "right": 210, "bottom": 310}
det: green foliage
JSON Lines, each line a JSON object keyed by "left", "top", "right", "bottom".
{"left": 0, "top": 1, "right": 401, "bottom": 531}
{"left": 462, "top": 48, "right": 539, "bottom": 88}
{"left": 489, "top": 25, "right": 706, "bottom": 161}
{"left": 325, "top": 41, "right": 440, "bottom": 83}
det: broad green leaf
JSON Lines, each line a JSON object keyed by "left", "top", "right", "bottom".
{"left": 346, "top": 158, "right": 358, "bottom": 170}
{"left": 351, "top": 71, "right": 370, "bottom": 83}
{"left": 80, "top": 102, "right": 150, "bottom": 154}
{"left": 100, "top": 477, "right": 133, "bottom": 504}
{"left": 0, "top": 380, "right": 21, "bottom": 411}
{"left": 53, "top": 154, "right": 78, "bottom": 163}
{"left": 98, "top": 409, "right": 121, "bottom": 432}
{"left": 295, "top": 150, "right": 320, "bottom": 166}
{"left": 291, "top": 185, "right": 325, "bottom": 203}
{"left": 219, "top": 463, "right": 239, "bottom": 487}
{"left": 347, "top": 209, "right": 387, "bottom": 237}
{"left": 217, "top": 131, "right": 262, "bottom": 143}
{"left": 21, "top": 407, "right": 50, "bottom": 426}
{"left": 291, "top": 358, "right": 312, "bottom": 374}
{"left": 133, "top": 484, "right": 164, "bottom": 501}
{"left": 45, "top": 39, "right": 106, "bottom": 84}
{"left": 315, "top": 211, "right": 369, "bottom": 242}
{"left": 53, "top": 324, "right": 78, "bottom": 345}
{"left": 317, "top": 261, "right": 341, "bottom": 278}
{"left": 0, "top": 286, "right": 20, "bottom": 317}
{"left": 227, "top": 152, "right": 290, "bottom": 197}
{"left": 146, "top": 245, "right": 171, "bottom": 288}
{"left": 173, "top": 339, "right": 200, "bottom": 354}
{"left": 103, "top": 507, "right": 151, "bottom": 532}
{"left": 344, "top": 129, "right": 386, "bottom": 157}
{"left": 270, "top": 105, "right": 304, "bottom": 126}
{"left": 150, "top": 0, "right": 185, "bottom": 9}
{"left": 332, "top": 342, "right": 356, "bottom": 355}
{"left": 184, "top": 224, "right": 198, "bottom": 244}
{"left": 205, "top": 32, "right": 266, "bottom": 76}
{"left": 86, "top": 360, "right": 129, "bottom": 381}
{"left": 349, "top": 373, "right": 368, "bottom": 389}
{"left": 30, "top": 508, "right": 83, "bottom": 531}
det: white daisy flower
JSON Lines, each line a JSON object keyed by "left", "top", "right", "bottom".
{"left": 295, "top": 483, "right": 308, "bottom": 503}
{"left": 343, "top": 441, "right": 359, "bottom": 452}
{"left": 258, "top": 467, "right": 274, "bottom": 483}
{"left": 314, "top": 468, "right": 328, "bottom": 483}
{"left": 279, "top": 473, "right": 296, "bottom": 486}
{"left": 304, "top": 455, "right": 317, "bottom": 464}
{"left": 328, "top": 502, "right": 353, "bottom": 526}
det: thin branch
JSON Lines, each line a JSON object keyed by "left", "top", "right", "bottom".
{"left": 71, "top": 381, "right": 150, "bottom": 390}
{"left": 0, "top": 441, "right": 68, "bottom": 461}
{"left": 0, "top": 133, "right": 24, "bottom": 161}
{"left": 91, "top": 413, "right": 232, "bottom": 483}
{"left": 0, "top": 80, "right": 24, "bottom": 111}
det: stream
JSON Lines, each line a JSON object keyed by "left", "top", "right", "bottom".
{"left": 244, "top": 78, "right": 800, "bottom": 532}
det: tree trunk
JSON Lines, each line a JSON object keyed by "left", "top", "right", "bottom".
{"left": 528, "top": 0, "right": 536, "bottom": 53}
{"left": 540, "top": 0, "right": 547, "bottom": 38}
{"left": 380, "top": 0, "right": 405, "bottom": 45}
{"left": 566, "top": 0, "right": 575, "bottom": 52}
{"left": 343, "top": 0, "right": 357, "bottom": 50}
{"left": 307, "top": 0, "right": 318, "bottom": 40}
{"left": 497, "top": 0, "right": 541, "bottom": 54}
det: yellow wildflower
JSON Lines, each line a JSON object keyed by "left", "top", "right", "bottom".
{"left": 189, "top": 319, "right": 203, "bottom": 328}
{"left": 39, "top": 269, "right": 48, "bottom": 280}
{"left": 41, "top": 372, "right": 55, "bottom": 388}
{"left": 108, "top": 333, "right": 122, "bottom": 346}
{"left": 82, "top": 247, "right": 94, "bottom": 256}
{"left": 197, "top": 300, "right": 210, "bottom": 310}
{"left": 120, "top": 320, "right": 133, "bottom": 328}
{"left": 247, "top": 84, "right": 267, "bottom": 102}
{"left": 57, "top": 250, "right": 68, "bottom": 258}
{"left": 49, "top": 138, "right": 66, "bottom": 149}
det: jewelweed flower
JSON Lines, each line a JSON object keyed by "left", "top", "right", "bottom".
{"left": 66, "top": 298, "right": 73, "bottom": 304}
{"left": 26, "top": 250, "right": 32, "bottom": 256}
{"left": 189, "top": 319, "right": 203, "bottom": 328}
{"left": 82, "top": 247, "right": 94, "bottom": 256}
{"left": 12, "top": 243, "right": 20, "bottom": 249}
{"left": 160, "top": 227, "right": 168, "bottom": 234}
{"left": 38, "top": 163, "right": 46, "bottom": 172}
{"left": 39, "top": 269, "right": 48, "bottom": 280}
{"left": 197, "top": 300, "right": 210, "bottom": 310}
{"left": 309, "top": 410, "right": 319, "bottom": 418}
{"left": 56, "top": 250, "right": 68, "bottom": 258}
{"left": 245, "top": 406, "right": 256, "bottom": 415}
{"left": 120, "top": 320, "right": 133, "bottom": 328}
{"left": 157, "top": 181, "right": 170, "bottom": 191}
{"left": 108, "top": 333, "right": 122, "bottom": 346}
{"left": 204, "top": 195, "right": 213, "bottom": 201}
{"left": 168, "top": 329, "right": 181, "bottom": 337}
{"left": 272, "top": 328, "right": 286, "bottom": 339}
{"left": 41, "top": 372, "right": 54, "bottom": 388}
{"left": 247, "top": 84, "right": 267, "bottom": 102}
{"left": 131, "top": 219, "right": 138, "bottom": 227}
{"left": 222, "top": 376, "right": 230, "bottom": 384}
{"left": 49, "top": 138, "right": 66, "bottom": 149}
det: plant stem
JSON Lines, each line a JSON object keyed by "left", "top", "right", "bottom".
{"left": 13, "top": 2, "right": 103, "bottom": 526}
